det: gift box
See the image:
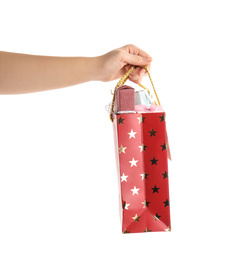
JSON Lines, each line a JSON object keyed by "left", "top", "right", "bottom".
{"left": 110, "top": 66, "right": 171, "bottom": 234}
{"left": 114, "top": 85, "right": 135, "bottom": 113}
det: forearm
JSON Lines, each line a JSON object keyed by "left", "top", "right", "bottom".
{"left": 0, "top": 51, "right": 101, "bottom": 94}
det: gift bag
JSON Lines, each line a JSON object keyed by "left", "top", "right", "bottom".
{"left": 110, "top": 66, "right": 171, "bottom": 234}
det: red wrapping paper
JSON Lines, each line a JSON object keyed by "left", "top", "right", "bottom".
{"left": 113, "top": 112, "right": 171, "bottom": 233}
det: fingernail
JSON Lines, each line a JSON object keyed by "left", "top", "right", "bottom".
{"left": 145, "top": 57, "right": 152, "bottom": 62}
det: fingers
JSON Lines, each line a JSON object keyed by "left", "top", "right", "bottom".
{"left": 123, "top": 44, "right": 152, "bottom": 60}
{"left": 129, "top": 67, "right": 144, "bottom": 84}
{"left": 124, "top": 65, "right": 148, "bottom": 84}
{"left": 123, "top": 52, "right": 152, "bottom": 67}
{"left": 120, "top": 44, "right": 152, "bottom": 83}
{"left": 120, "top": 44, "right": 152, "bottom": 66}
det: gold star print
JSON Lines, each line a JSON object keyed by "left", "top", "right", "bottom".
{"left": 141, "top": 199, "right": 150, "bottom": 208}
{"left": 150, "top": 157, "right": 158, "bottom": 165}
{"left": 164, "top": 226, "right": 171, "bottom": 232}
{"left": 123, "top": 229, "right": 130, "bottom": 234}
{"left": 143, "top": 227, "right": 152, "bottom": 232}
{"left": 132, "top": 214, "right": 141, "bottom": 222}
{"left": 119, "top": 145, "right": 127, "bottom": 154}
{"left": 138, "top": 143, "right": 147, "bottom": 152}
{"left": 137, "top": 115, "right": 146, "bottom": 123}
{"left": 160, "top": 142, "right": 167, "bottom": 151}
{"left": 140, "top": 172, "right": 149, "bottom": 180}
{"left": 151, "top": 185, "right": 160, "bottom": 193}
{"left": 118, "top": 116, "right": 125, "bottom": 124}
{"left": 159, "top": 114, "right": 165, "bottom": 122}
{"left": 153, "top": 213, "right": 161, "bottom": 221}
{"left": 149, "top": 128, "right": 157, "bottom": 137}
{"left": 122, "top": 201, "right": 130, "bottom": 210}
{"left": 163, "top": 198, "right": 169, "bottom": 207}
{"left": 162, "top": 171, "right": 168, "bottom": 179}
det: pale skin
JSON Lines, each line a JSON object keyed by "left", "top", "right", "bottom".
{"left": 0, "top": 44, "right": 152, "bottom": 94}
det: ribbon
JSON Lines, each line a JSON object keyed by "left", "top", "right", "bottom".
{"left": 135, "top": 103, "right": 164, "bottom": 112}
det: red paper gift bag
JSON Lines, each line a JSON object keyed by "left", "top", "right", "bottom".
{"left": 110, "top": 66, "right": 171, "bottom": 234}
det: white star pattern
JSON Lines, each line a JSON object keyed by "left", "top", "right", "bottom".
{"left": 137, "top": 115, "right": 143, "bottom": 123}
{"left": 137, "top": 115, "right": 142, "bottom": 124}
{"left": 164, "top": 226, "right": 171, "bottom": 232}
{"left": 128, "top": 129, "right": 137, "bottom": 139}
{"left": 120, "top": 173, "right": 128, "bottom": 182}
{"left": 138, "top": 143, "right": 145, "bottom": 152}
{"left": 124, "top": 203, "right": 130, "bottom": 210}
{"left": 130, "top": 186, "right": 140, "bottom": 195}
{"left": 129, "top": 158, "right": 138, "bottom": 167}
{"left": 115, "top": 112, "right": 171, "bottom": 233}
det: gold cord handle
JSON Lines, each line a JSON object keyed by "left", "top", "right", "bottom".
{"left": 110, "top": 66, "right": 160, "bottom": 121}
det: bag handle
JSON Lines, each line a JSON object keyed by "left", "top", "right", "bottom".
{"left": 110, "top": 65, "right": 161, "bottom": 121}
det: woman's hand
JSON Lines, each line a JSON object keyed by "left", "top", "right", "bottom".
{"left": 97, "top": 44, "right": 152, "bottom": 84}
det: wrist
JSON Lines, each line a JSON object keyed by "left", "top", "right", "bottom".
{"left": 86, "top": 56, "right": 103, "bottom": 82}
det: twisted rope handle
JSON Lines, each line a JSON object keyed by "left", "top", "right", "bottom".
{"left": 110, "top": 65, "right": 160, "bottom": 121}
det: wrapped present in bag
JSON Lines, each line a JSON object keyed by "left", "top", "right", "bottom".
{"left": 110, "top": 66, "right": 171, "bottom": 234}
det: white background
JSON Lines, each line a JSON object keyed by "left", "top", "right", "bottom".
{"left": 0, "top": 0, "right": 240, "bottom": 259}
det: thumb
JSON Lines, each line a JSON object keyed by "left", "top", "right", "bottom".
{"left": 123, "top": 53, "right": 152, "bottom": 66}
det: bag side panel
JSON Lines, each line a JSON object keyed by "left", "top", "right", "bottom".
{"left": 142, "top": 112, "right": 171, "bottom": 231}
{"left": 115, "top": 114, "right": 146, "bottom": 233}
